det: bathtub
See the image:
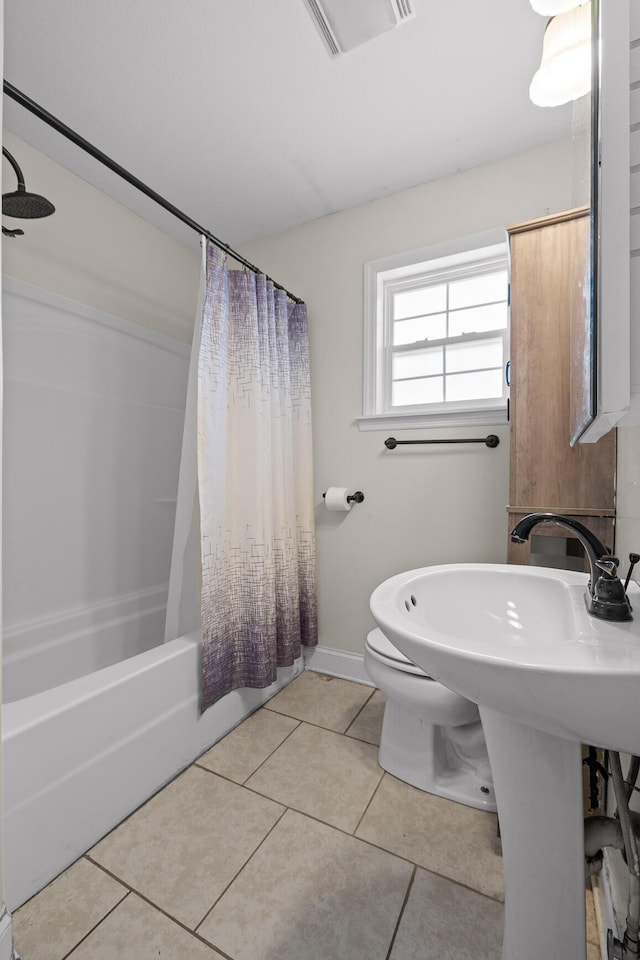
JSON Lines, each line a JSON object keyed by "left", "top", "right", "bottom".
{"left": 3, "top": 630, "right": 302, "bottom": 910}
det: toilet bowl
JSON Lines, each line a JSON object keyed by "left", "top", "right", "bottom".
{"left": 364, "top": 628, "right": 496, "bottom": 811}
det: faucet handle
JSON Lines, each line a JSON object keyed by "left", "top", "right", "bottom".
{"left": 592, "top": 556, "right": 632, "bottom": 616}
{"left": 623, "top": 553, "right": 640, "bottom": 593}
{"left": 595, "top": 556, "right": 620, "bottom": 579}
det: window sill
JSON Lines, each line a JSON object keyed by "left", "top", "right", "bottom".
{"left": 355, "top": 406, "right": 508, "bottom": 431}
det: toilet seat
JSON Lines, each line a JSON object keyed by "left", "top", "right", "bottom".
{"left": 366, "top": 628, "right": 430, "bottom": 678}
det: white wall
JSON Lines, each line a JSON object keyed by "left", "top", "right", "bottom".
{"left": 2, "top": 131, "right": 200, "bottom": 341}
{"left": 241, "top": 139, "right": 577, "bottom": 655}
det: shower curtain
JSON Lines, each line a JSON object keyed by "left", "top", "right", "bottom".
{"left": 166, "top": 241, "right": 317, "bottom": 712}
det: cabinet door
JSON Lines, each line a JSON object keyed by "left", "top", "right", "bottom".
{"left": 508, "top": 210, "right": 616, "bottom": 513}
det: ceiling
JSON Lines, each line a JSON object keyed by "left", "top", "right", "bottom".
{"left": 2, "top": 0, "right": 572, "bottom": 250}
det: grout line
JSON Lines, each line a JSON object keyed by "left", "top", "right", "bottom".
{"left": 190, "top": 692, "right": 293, "bottom": 767}
{"left": 195, "top": 717, "right": 506, "bottom": 906}
{"left": 228, "top": 774, "right": 424, "bottom": 866}
{"left": 59, "top": 882, "right": 131, "bottom": 960}
{"left": 228, "top": 779, "right": 463, "bottom": 894}
{"left": 193, "top": 759, "right": 234, "bottom": 779}
{"left": 346, "top": 732, "right": 382, "bottom": 746}
{"left": 90, "top": 797, "right": 502, "bottom": 954}
{"left": 85, "top": 856, "right": 237, "bottom": 959}
{"left": 414, "top": 863, "right": 505, "bottom": 907}
{"left": 343, "top": 686, "right": 377, "bottom": 738}
{"left": 45, "top": 695, "right": 508, "bottom": 958}
{"left": 193, "top": 805, "right": 289, "bottom": 934}
{"left": 194, "top": 713, "right": 376, "bottom": 789}
{"left": 239, "top": 719, "right": 302, "bottom": 784}
{"left": 262, "top": 679, "right": 380, "bottom": 735}
{"left": 262, "top": 707, "right": 368, "bottom": 737}
{"left": 193, "top": 717, "right": 302, "bottom": 786}
{"left": 352, "top": 768, "right": 386, "bottom": 836}
{"left": 84, "top": 855, "right": 140, "bottom": 892}
{"left": 385, "top": 865, "right": 417, "bottom": 960}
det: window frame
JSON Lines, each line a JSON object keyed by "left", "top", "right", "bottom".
{"left": 358, "top": 229, "right": 510, "bottom": 431}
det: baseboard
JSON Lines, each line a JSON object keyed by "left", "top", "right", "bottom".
{"left": 304, "top": 645, "right": 373, "bottom": 685}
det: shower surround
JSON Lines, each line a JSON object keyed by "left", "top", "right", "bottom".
{"left": 1, "top": 279, "right": 304, "bottom": 908}
{"left": 2, "top": 278, "right": 190, "bottom": 674}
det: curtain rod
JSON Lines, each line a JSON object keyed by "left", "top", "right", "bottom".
{"left": 2, "top": 80, "right": 304, "bottom": 305}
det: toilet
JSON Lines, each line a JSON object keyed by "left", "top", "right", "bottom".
{"left": 364, "top": 627, "right": 496, "bottom": 811}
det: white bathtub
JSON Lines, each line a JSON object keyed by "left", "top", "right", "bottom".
{"left": 3, "top": 631, "right": 302, "bottom": 910}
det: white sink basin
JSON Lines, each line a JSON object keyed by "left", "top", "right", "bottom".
{"left": 371, "top": 562, "right": 640, "bottom": 960}
{"left": 370, "top": 562, "right": 640, "bottom": 754}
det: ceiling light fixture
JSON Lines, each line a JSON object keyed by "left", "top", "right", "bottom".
{"left": 302, "top": 0, "right": 414, "bottom": 57}
{"left": 529, "top": 0, "right": 583, "bottom": 15}
{"left": 529, "top": 3, "right": 592, "bottom": 107}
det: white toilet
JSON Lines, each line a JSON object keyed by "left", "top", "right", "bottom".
{"left": 364, "top": 627, "right": 496, "bottom": 811}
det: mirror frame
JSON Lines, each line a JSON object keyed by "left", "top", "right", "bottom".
{"left": 575, "top": 0, "right": 630, "bottom": 444}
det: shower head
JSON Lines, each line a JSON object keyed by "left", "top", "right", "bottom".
{"left": 2, "top": 147, "right": 55, "bottom": 221}
{"left": 3, "top": 188, "right": 55, "bottom": 219}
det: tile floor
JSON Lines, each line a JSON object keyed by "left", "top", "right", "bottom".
{"left": 13, "top": 670, "right": 603, "bottom": 960}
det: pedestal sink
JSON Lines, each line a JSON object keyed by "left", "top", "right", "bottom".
{"left": 370, "top": 563, "right": 640, "bottom": 960}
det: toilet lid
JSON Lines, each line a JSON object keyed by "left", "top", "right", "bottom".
{"left": 366, "top": 628, "right": 430, "bottom": 677}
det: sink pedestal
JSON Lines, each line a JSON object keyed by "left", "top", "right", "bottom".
{"left": 479, "top": 707, "right": 587, "bottom": 960}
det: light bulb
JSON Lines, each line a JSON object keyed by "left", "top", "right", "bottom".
{"left": 529, "top": 3, "right": 592, "bottom": 107}
{"left": 529, "top": 0, "right": 583, "bottom": 15}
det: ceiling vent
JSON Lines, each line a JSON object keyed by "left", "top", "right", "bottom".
{"left": 302, "top": 0, "right": 415, "bottom": 57}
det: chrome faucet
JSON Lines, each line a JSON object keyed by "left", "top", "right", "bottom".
{"left": 510, "top": 512, "right": 633, "bottom": 622}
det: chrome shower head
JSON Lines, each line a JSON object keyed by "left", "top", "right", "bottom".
{"left": 2, "top": 146, "right": 55, "bottom": 222}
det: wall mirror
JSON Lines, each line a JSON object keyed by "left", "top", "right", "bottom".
{"left": 568, "top": 0, "right": 599, "bottom": 445}
{"left": 572, "top": 0, "right": 630, "bottom": 444}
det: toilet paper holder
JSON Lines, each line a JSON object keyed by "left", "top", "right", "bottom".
{"left": 322, "top": 490, "right": 365, "bottom": 503}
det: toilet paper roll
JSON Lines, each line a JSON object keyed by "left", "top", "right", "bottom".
{"left": 324, "top": 487, "right": 352, "bottom": 511}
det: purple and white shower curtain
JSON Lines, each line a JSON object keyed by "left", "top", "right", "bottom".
{"left": 166, "top": 241, "right": 317, "bottom": 712}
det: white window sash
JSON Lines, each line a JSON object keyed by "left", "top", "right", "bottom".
{"left": 362, "top": 229, "right": 509, "bottom": 428}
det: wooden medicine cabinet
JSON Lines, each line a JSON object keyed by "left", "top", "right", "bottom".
{"left": 507, "top": 208, "right": 616, "bottom": 570}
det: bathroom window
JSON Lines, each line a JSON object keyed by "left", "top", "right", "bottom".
{"left": 358, "top": 231, "right": 510, "bottom": 430}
